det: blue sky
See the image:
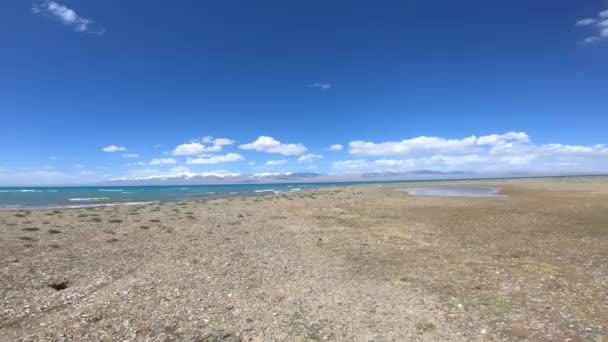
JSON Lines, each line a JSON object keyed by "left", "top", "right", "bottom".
{"left": 1, "top": 0, "right": 608, "bottom": 184}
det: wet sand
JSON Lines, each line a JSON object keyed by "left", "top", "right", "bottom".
{"left": 1, "top": 177, "right": 607, "bottom": 341}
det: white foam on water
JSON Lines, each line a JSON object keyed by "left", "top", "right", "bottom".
{"left": 64, "top": 201, "right": 158, "bottom": 209}
{"left": 68, "top": 197, "right": 111, "bottom": 202}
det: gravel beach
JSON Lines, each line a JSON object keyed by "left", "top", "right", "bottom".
{"left": 1, "top": 177, "right": 607, "bottom": 341}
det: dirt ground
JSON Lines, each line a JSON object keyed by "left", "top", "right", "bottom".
{"left": 1, "top": 177, "right": 607, "bottom": 341}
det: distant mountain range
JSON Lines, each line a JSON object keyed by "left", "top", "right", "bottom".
{"left": 97, "top": 170, "right": 599, "bottom": 186}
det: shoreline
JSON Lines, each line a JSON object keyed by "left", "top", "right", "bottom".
{"left": 2, "top": 175, "right": 607, "bottom": 210}
{"left": 1, "top": 177, "right": 607, "bottom": 340}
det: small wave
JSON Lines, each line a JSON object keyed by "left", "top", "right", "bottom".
{"left": 255, "top": 189, "right": 275, "bottom": 193}
{"left": 206, "top": 192, "right": 216, "bottom": 194}
{"left": 47, "top": 190, "right": 58, "bottom": 192}
{"left": 65, "top": 201, "right": 157, "bottom": 209}
{"left": 121, "top": 192, "right": 133, "bottom": 194}
{"left": 179, "top": 188, "right": 190, "bottom": 190}
{"left": 229, "top": 192, "right": 238, "bottom": 195}
{"left": 289, "top": 188, "right": 302, "bottom": 192}
{"left": 68, "top": 197, "right": 110, "bottom": 202}
{"left": 99, "top": 189, "right": 123, "bottom": 192}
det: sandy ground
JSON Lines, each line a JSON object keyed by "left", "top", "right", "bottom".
{"left": 1, "top": 177, "right": 607, "bottom": 341}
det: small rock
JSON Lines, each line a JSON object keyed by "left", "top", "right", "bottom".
{"left": 511, "top": 323, "right": 529, "bottom": 338}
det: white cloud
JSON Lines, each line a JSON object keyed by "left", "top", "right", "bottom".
{"left": 172, "top": 142, "right": 205, "bottom": 156}
{"left": 583, "top": 37, "right": 600, "bottom": 44}
{"left": 329, "top": 144, "right": 343, "bottom": 151}
{"left": 202, "top": 136, "right": 235, "bottom": 146}
{"left": 576, "top": 18, "right": 596, "bottom": 26}
{"left": 248, "top": 161, "right": 256, "bottom": 166}
{"left": 173, "top": 137, "right": 235, "bottom": 156}
{"left": 349, "top": 136, "right": 475, "bottom": 156}
{"left": 310, "top": 83, "right": 331, "bottom": 89}
{"left": 538, "top": 143, "right": 608, "bottom": 155}
{"left": 149, "top": 158, "right": 177, "bottom": 165}
{"left": 116, "top": 167, "right": 241, "bottom": 181}
{"left": 239, "top": 136, "right": 308, "bottom": 155}
{"left": 576, "top": 9, "right": 608, "bottom": 43}
{"left": 254, "top": 172, "right": 293, "bottom": 177}
{"left": 103, "top": 145, "right": 126, "bottom": 152}
{"left": 265, "top": 160, "right": 288, "bottom": 166}
{"left": 32, "top": 1, "right": 105, "bottom": 34}
{"left": 298, "top": 154, "right": 323, "bottom": 163}
{"left": 122, "top": 153, "right": 140, "bottom": 158}
{"left": 333, "top": 132, "right": 608, "bottom": 173}
{"left": 477, "top": 132, "right": 529, "bottom": 145}
{"left": 73, "top": 164, "right": 86, "bottom": 169}
{"left": 186, "top": 153, "right": 244, "bottom": 165}
{"left": 348, "top": 132, "right": 528, "bottom": 156}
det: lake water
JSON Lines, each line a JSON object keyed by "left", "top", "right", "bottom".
{"left": 0, "top": 179, "right": 460, "bottom": 208}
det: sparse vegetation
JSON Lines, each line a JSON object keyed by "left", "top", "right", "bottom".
{"left": 415, "top": 320, "right": 435, "bottom": 334}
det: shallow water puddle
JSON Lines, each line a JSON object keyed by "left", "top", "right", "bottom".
{"left": 398, "top": 187, "right": 502, "bottom": 197}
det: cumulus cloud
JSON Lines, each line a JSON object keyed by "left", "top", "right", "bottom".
{"left": 265, "top": 160, "right": 288, "bottom": 166}
{"left": 149, "top": 158, "right": 177, "bottom": 165}
{"left": 173, "top": 137, "right": 235, "bottom": 155}
{"left": 348, "top": 132, "right": 528, "bottom": 156}
{"left": 576, "top": 9, "right": 608, "bottom": 43}
{"left": 298, "top": 154, "right": 323, "bottom": 163}
{"left": 103, "top": 145, "right": 126, "bottom": 152}
{"left": 576, "top": 18, "right": 596, "bottom": 26}
{"left": 186, "top": 153, "right": 244, "bottom": 165}
{"left": 239, "top": 136, "right": 308, "bottom": 156}
{"left": 309, "top": 83, "right": 331, "bottom": 89}
{"left": 329, "top": 144, "right": 343, "bottom": 151}
{"left": 334, "top": 132, "right": 608, "bottom": 173}
{"left": 122, "top": 153, "right": 140, "bottom": 158}
{"left": 32, "top": 1, "right": 105, "bottom": 34}
{"left": 202, "top": 136, "right": 235, "bottom": 146}
{"left": 116, "top": 167, "right": 241, "bottom": 181}
{"left": 172, "top": 142, "right": 205, "bottom": 156}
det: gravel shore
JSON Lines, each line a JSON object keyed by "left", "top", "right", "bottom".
{"left": 1, "top": 177, "right": 607, "bottom": 341}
